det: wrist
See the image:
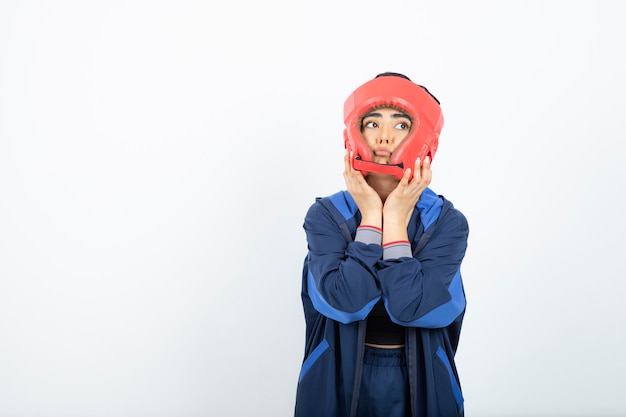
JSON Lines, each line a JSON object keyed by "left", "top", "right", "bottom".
{"left": 382, "top": 220, "right": 409, "bottom": 245}
{"left": 360, "top": 214, "right": 382, "bottom": 229}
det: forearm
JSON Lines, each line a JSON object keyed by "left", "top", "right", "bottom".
{"left": 378, "top": 209, "right": 470, "bottom": 328}
{"left": 382, "top": 216, "right": 409, "bottom": 247}
{"left": 304, "top": 203, "right": 383, "bottom": 323}
{"left": 307, "top": 242, "right": 383, "bottom": 323}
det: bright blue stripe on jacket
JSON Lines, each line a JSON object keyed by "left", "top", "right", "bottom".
{"left": 385, "top": 268, "right": 465, "bottom": 328}
{"left": 298, "top": 339, "right": 330, "bottom": 382}
{"left": 436, "top": 346, "right": 464, "bottom": 412}
{"left": 416, "top": 188, "right": 443, "bottom": 230}
{"left": 328, "top": 190, "right": 358, "bottom": 221}
{"left": 308, "top": 270, "right": 380, "bottom": 324}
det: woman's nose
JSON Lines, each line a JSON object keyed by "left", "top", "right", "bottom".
{"left": 377, "top": 128, "right": 393, "bottom": 144}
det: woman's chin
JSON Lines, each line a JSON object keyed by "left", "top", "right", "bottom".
{"left": 366, "top": 171, "right": 400, "bottom": 183}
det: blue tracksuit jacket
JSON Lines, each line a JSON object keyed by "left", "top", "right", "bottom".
{"left": 294, "top": 187, "right": 469, "bottom": 417}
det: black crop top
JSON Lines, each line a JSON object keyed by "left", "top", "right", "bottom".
{"left": 365, "top": 300, "right": 406, "bottom": 345}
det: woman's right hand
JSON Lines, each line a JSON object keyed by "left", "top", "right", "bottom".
{"left": 343, "top": 151, "right": 383, "bottom": 228}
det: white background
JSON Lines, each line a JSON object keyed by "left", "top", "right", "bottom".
{"left": 1, "top": 1, "right": 625, "bottom": 416}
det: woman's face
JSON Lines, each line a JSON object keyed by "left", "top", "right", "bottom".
{"left": 360, "top": 107, "right": 412, "bottom": 165}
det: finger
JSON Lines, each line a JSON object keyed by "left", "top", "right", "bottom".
{"left": 343, "top": 152, "right": 352, "bottom": 183}
{"left": 348, "top": 151, "right": 360, "bottom": 175}
{"left": 344, "top": 152, "right": 366, "bottom": 188}
{"left": 344, "top": 151, "right": 355, "bottom": 180}
{"left": 420, "top": 156, "right": 432, "bottom": 184}
{"left": 415, "top": 157, "right": 422, "bottom": 176}
{"left": 406, "top": 158, "right": 421, "bottom": 186}
{"left": 400, "top": 167, "right": 412, "bottom": 186}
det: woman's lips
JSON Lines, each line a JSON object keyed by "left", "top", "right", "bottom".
{"left": 373, "top": 148, "right": 391, "bottom": 157}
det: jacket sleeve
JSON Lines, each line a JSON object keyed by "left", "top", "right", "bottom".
{"left": 303, "top": 201, "right": 382, "bottom": 324}
{"left": 378, "top": 207, "right": 469, "bottom": 328}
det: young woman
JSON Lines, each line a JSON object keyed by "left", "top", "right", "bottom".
{"left": 295, "top": 72, "right": 469, "bottom": 417}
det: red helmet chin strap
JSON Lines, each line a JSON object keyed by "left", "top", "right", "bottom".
{"left": 353, "top": 157, "right": 405, "bottom": 178}
{"left": 343, "top": 76, "right": 443, "bottom": 180}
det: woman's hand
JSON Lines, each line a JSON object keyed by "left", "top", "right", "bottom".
{"left": 343, "top": 151, "right": 383, "bottom": 228}
{"left": 384, "top": 156, "right": 432, "bottom": 228}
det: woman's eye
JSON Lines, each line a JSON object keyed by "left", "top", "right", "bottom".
{"left": 395, "top": 122, "right": 411, "bottom": 130}
{"left": 364, "top": 121, "right": 378, "bottom": 128}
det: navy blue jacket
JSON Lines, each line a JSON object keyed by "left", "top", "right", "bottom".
{"left": 294, "top": 188, "right": 469, "bottom": 417}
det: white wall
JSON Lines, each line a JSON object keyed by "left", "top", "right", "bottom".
{"left": 1, "top": 1, "right": 624, "bottom": 416}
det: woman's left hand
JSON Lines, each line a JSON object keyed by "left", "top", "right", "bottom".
{"left": 383, "top": 156, "right": 432, "bottom": 227}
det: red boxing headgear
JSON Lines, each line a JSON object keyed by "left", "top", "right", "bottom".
{"left": 343, "top": 75, "right": 443, "bottom": 179}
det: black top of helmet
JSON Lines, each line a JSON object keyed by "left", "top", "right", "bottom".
{"left": 374, "top": 72, "right": 440, "bottom": 105}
